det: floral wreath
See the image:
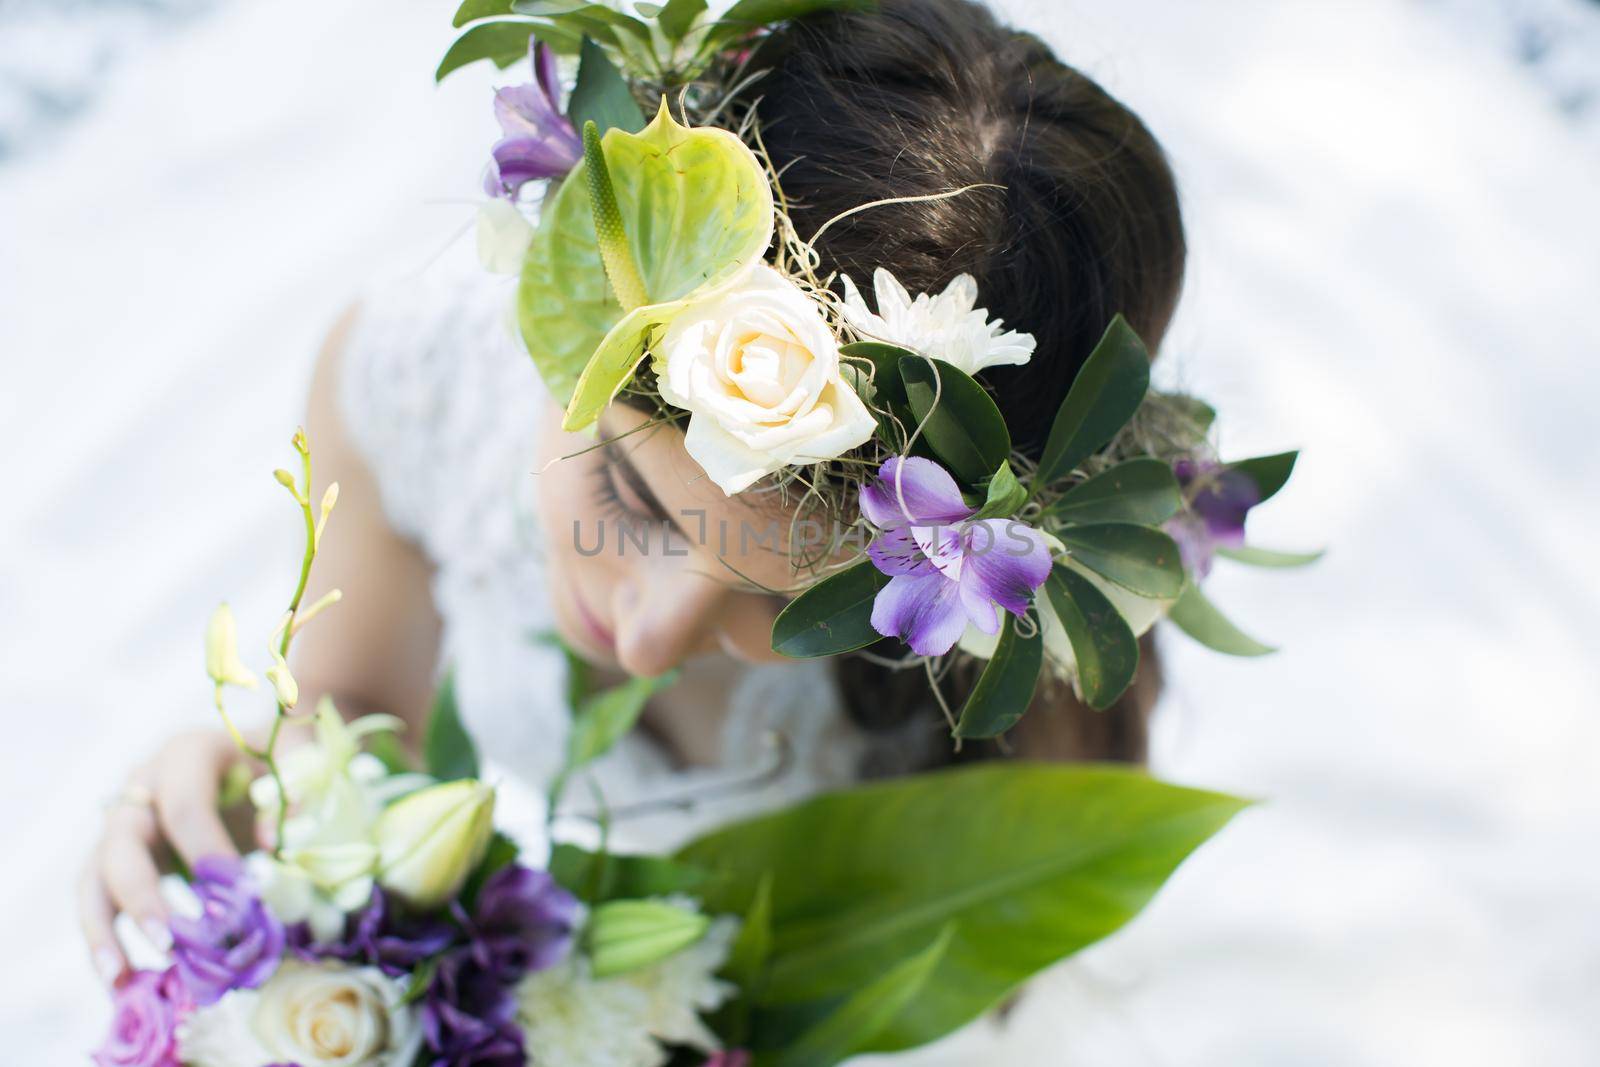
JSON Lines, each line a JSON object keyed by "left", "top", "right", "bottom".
{"left": 443, "top": 0, "right": 1317, "bottom": 736}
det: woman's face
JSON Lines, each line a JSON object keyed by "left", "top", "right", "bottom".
{"left": 534, "top": 398, "right": 828, "bottom": 676}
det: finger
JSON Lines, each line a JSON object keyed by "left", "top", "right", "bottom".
{"left": 154, "top": 749, "right": 238, "bottom": 869}
{"left": 77, "top": 862, "right": 125, "bottom": 986}
{"left": 99, "top": 820, "right": 172, "bottom": 951}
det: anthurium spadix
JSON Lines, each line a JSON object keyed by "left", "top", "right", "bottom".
{"left": 518, "top": 99, "right": 775, "bottom": 428}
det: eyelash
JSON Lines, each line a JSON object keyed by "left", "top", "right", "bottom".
{"left": 590, "top": 462, "right": 653, "bottom": 524}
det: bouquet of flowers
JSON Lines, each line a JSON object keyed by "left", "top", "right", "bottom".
{"left": 94, "top": 433, "right": 1247, "bottom": 1067}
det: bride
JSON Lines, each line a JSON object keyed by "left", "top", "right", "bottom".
{"left": 81, "top": 0, "right": 1184, "bottom": 1056}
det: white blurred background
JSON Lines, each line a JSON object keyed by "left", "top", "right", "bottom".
{"left": 2, "top": 0, "right": 1598, "bottom": 1062}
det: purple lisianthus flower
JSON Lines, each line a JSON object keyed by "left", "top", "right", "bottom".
{"left": 168, "top": 856, "right": 285, "bottom": 1006}
{"left": 861, "top": 456, "right": 1052, "bottom": 657}
{"left": 1166, "top": 456, "right": 1260, "bottom": 579}
{"left": 484, "top": 39, "right": 581, "bottom": 199}
{"left": 93, "top": 967, "right": 189, "bottom": 1067}
{"left": 464, "top": 865, "right": 581, "bottom": 982}
{"left": 423, "top": 950, "right": 525, "bottom": 1067}
{"left": 301, "top": 884, "right": 457, "bottom": 977}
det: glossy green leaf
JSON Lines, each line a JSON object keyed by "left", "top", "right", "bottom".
{"left": 588, "top": 899, "right": 710, "bottom": 978}
{"left": 436, "top": 21, "right": 580, "bottom": 81}
{"left": 1035, "top": 315, "right": 1150, "bottom": 488}
{"left": 725, "top": 874, "right": 774, "bottom": 990}
{"left": 970, "top": 460, "right": 1027, "bottom": 521}
{"left": 764, "top": 927, "right": 953, "bottom": 1067}
{"left": 1046, "top": 457, "right": 1181, "bottom": 526}
{"left": 461, "top": 832, "right": 521, "bottom": 908}
{"left": 771, "top": 561, "right": 889, "bottom": 658}
{"left": 549, "top": 669, "right": 678, "bottom": 810}
{"left": 952, "top": 610, "right": 1043, "bottom": 738}
{"left": 549, "top": 843, "right": 706, "bottom": 902}
{"left": 1042, "top": 565, "right": 1139, "bottom": 710}
{"left": 423, "top": 670, "right": 479, "bottom": 780}
{"left": 1217, "top": 544, "right": 1324, "bottom": 568}
{"left": 1227, "top": 450, "right": 1298, "bottom": 504}
{"left": 1167, "top": 582, "right": 1276, "bottom": 656}
{"left": 453, "top": 0, "right": 514, "bottom": 27}
{"left": 712, "top": 0, "right": 872, "bottom": 31}
{"left": 1058, "top": 522, "right": 1185, "bottom": 599}
{"left": 520, "top": 101, "right": 774, "bottom": 424}
{"left": 677, "top": 763, "right": 1249, "bottom": 1052}
{"left": 899, "top": 356, "right": 1010, "bottom": 487}
{"left": 569, "top": 37, "right": 645, "bottom": 136}
{"left": 658, "top": 0, "right": 709, "bottom": 38}
{"left": 838, "top": 341, "right": 912, "bottom": 411}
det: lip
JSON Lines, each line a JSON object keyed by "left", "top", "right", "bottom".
{"left": 568, "top": 582, "right": 616, "bottom": 654}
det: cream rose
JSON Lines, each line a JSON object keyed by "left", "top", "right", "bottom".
{"left": 654, "top": 264, "right": 877, "bottom": 495}
{"left": 181, "top": 961, "right": 422, "bottom": 1067}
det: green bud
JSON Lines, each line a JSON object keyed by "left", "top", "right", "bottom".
{"left": 586, "top": 899, "right": 710, "bottom": 978}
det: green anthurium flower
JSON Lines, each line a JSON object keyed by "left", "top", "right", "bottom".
{"left": 518, "top": 98, "right": 775, "bottom": 429}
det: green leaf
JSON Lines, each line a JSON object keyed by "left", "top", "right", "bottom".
{"left": 770, "top": 561, "right": 890, "bottom": 658}
{"left": 1167, "top": 394, "right": 1216, "bottom": 437}
{"left": 423, "top": 670, "right": 479, "bottom": 780}
{"left": 587, "top": 899, "right": 711, "bottom": 978}
{"left": 899, "top": 356, "right": 1011, "bottom": 487}
{"left": 398, "top": 954, "right": 443, "bottom": 1006}
{"left": 837, "top": 341, "right": 912, "bottom": 411}
{"left": 725, "top": 874, "right": 774, "bottom": 990}
{"left": 677, "top": 764, "right": 1250, "bottom": 1052}
{"left": 1035, "top": 315, "right": 1150, "bottom": 488}
{"left": 1216, "top": 544, "right": 1324, "bottom": 568}
{"left": 1057, "top": 522, "right": 1185, "bottom": 599}
{"left": 452, "top": 0, "right": 514, "bottom": 27}
{"left": 549, "top": 669, "right": 678, "bottom": 810}
{"left": 569, "top": 37, "right": 646, "bottom": 136}
{"left": 1046, "top": 457, "right": 1181, "bottom": 526}
{"left": 521, "top": 101, "right": 774, "bottom": 424}
{"left": 657, "top": 0, "right": 709, "bottom": 38}
{"left": 952, "top": 610, "right": 1043, "bottom": 738}
{"left": 765, "top": 927, "right": 953, "bottom": 1067}
{"left": 363, "top": 729, "right": 414, "bottom": 776}
{"left": 1166, "top": 582, "right": 1276, "bottom": 656}
{"left": 437, "top": 21, "right": 578, "bottom": 81}
{"left": 549, "top": 843, "right": 706, "bottom": 901}
{"left": 713, "top": 0, "right": 872, "bottom": 30}
{"left": 1042, "top": 565, "right": 1139, "bottom": 710}
{"left": 1227, "top": 450, "right": 1298, "bottom": 504}
{"left": 461, "top": 832, "right": 521, "bottom": 907}
{"left": 970, "top": 460, "right": 1027, "bottom": 521}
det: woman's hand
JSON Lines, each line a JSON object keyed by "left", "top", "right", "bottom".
{"left": 79, "top": 729, "right": 244, "bottom": 985}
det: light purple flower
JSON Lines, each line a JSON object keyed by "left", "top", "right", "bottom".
{"left": 168, "top": 856, "right": 285, "bottom": 1006}
{"left": 484, "top": 40, "right": 581, "bottom": 198}
{"left": 93, "top": 968, "right": 189, "bottom": 1067}
{"left": 861, "top": 456, "right": 1052, "bottom": 656}
{"left": 1165, "top": 456, "right": 1260, "bottom": 578}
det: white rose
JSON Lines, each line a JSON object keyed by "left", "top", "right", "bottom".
{"left": 182, "top": 961, "right": 422, "bottom": 1067}
{"left": 655, "top": 264, "right": 877, "bottom": 495}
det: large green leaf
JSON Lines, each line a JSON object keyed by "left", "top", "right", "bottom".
{"left": 711, "top": 0, "right": 872, "bottom": 31}
{"left": 436, "top": 21, "right": 581, "bottom": 80}
{"left": 770, "top": 561, "right": 889, "bottom": 658}
{"left": 762, "top": 927, "right": 953, "bottom": 1067}
{"left": 453, "top": 0, "right": 515, "bottom": 27}
{"left": 1046, "top": 457, "right": 1181, "bottom": 526}
{"left": 1166, "top": 582, "right": 1275, "bottom": 656}
{"left": 657, "top": 0, "right": 709, "bottom": 38}
{"left": 568, "top": 37, "right": 645, "bottom": 135}
{"left": 1057, "top": 522, "right": 1185, "bottom": 599}
{"left": 677, "top": 764, "right": 1249, "bottom": 1052}
{"left": 423, "top": 670, "right": 479, "bottom": 780}
{"left": 520, "top": 101, "right": 774, "bottom": 424}
{"left": 1042, "top": 565, "right": 1139, "bottom": 710}
{"left": 899, "top": 356, "right": 1011, "bottom": 487}
{"left": 549, "top": 843, "right": 706, "bottom": 902}
{"left": 951, "top": 610, "right": 1043, "bottom": 738}
{"left": 1227, "top": 450, "right": 1298, "bottom": 504}
{"left": 1034, "top": 315, "right": 1150, "bottom": 489}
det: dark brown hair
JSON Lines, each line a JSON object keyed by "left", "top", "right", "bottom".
{"left": 749, "top": 0, "right": 1187, "bottom": 765}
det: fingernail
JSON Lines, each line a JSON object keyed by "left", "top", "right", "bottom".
{"left": 140, "top": 916, "right": 172, "bottom": 951}
{"left": 93, "top": 948, "right": 122, "bottom": 985}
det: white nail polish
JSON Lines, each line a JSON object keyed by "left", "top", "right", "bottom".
{"left": 93, "top": 948, "right": 121, "bottom": 985}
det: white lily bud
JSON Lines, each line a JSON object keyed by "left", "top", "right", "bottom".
{"left": 375, "top": 779, "right": 496, "bottom": 910}
{"left": 204, "top": 603, "right": 258, "bottom": 689}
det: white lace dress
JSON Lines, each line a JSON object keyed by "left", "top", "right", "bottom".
{"left": 338, "top": 254, "right": 1144, "bottom": 1065}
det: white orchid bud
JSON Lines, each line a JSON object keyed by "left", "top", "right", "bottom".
{"left": 204, "top": 603, "right": 258, "bottom": 690}
{"left": 375, "top": 780, "right": 496, "bottom": 910}
{"left": 266, "top": 661, "right": 300, "bottom": 709}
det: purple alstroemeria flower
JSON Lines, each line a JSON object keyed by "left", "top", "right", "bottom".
{"left": 295, "top": 884, "right": 458, "bottom": 977}
{"left": 93, "top": 968, "right": 190, "bottom": 1067}
{"left": 423, "top": 950, "right": 525, "bottom": 1067}
{"left": 168, "top": 857, "right": 285, "bottom": 1006}
{"left": 861, "top": 456, "right": 1052, "bottom": 657}
{"left": 1166, "top": 456, "right": 1260, "bottom": 579}
{"left": 463, "top": 865, "right": 581, "bottom": 982}
{"left": 484, "top": 39, "right": 582, "bottom": 199}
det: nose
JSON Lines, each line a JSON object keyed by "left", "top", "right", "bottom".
{"left": 610, "top": 568, "right": 727, "bottom": 677}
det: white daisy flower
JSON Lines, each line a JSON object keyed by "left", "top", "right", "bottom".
{"left": 839, "top": 267, "right": 1036, "bottom": 376}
